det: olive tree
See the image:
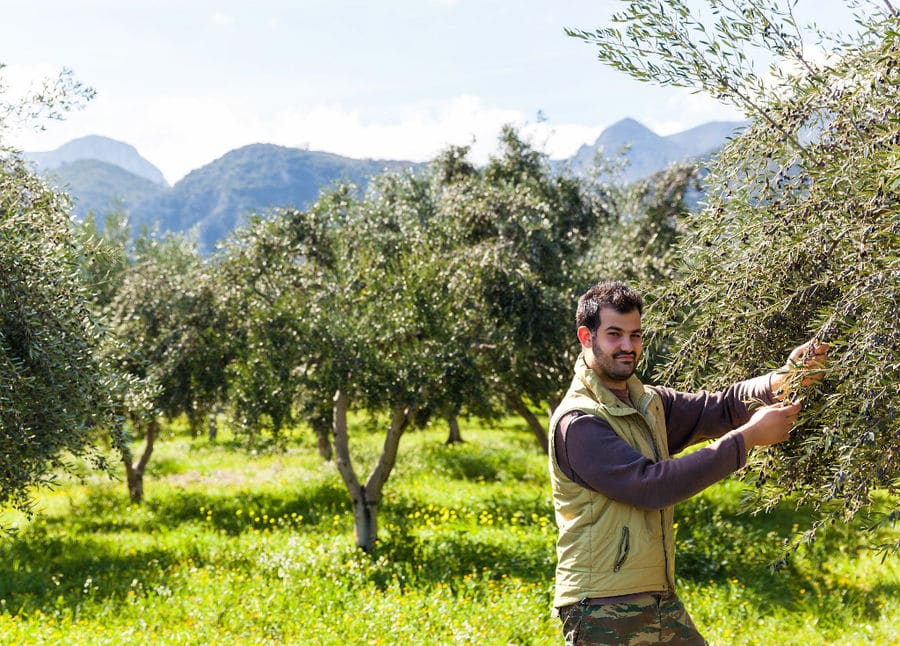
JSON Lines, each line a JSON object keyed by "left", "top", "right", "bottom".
{"left": 218, "top": 176, "right": 485, "bottom": 549}
{"left": 0, "top": 151, "right": 124, "bottom": 516}
{"left": 579, "top": 161, "right": 700, "bottom": 379}
{"left": 103, "top": 232, "right": 225, "bottom": 502}
{"left": 570, "top": 0, "right": 899, "bottom": 547}
{"left": 330, "top": 183, "right": 478, "bottom": 549}
{"left": 430, "top": 128, "right": 600, "bottom": 451}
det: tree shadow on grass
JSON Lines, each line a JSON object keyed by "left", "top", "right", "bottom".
{"left": 422, "top": 440, "right": 546, "bottom": 484}
{"left": 674, "top": 494, "right": 900, "bottom": 623}
{"left": 361, "top": 527, "right": 555, "bottom": 592}
{"left": 414, "top": 531, "right": 555, "bottom": 584}
{"left": 0, "top": 530, "right": 184, "bottom": 612}
{"left": 369, "top": 498, "right": 556, "bottom": 588}
{"left": 35, "top": 481, "right": 351, "bottom": 536}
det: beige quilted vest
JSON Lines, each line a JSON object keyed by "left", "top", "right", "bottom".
{"left": 549, "top": 354, "right": 675, "bottom": 609}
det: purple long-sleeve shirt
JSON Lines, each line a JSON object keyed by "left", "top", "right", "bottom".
{"left": 553, "top": 375, "right": 775, "bottom": 510}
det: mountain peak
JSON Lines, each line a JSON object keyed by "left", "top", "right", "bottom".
{"left": 58, "top": 134, "right": 140, "bottom": 155}
{"left": 568, "top": 117, "right": 744, "bottom": 184}
{"left": 605, "top": 117, "right": 657, "bottom": 134}
{"left": 598, "top": 118, "right": 667, "bottom": 146}
{"left": 25, "top": 135, "right": 168, "bottom": 187}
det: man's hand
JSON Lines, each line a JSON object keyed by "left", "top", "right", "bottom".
{"left": 785, "top": 339, "right": 829, "bottom": 385}
{"left": 741, "top": 401, "right": 802, "bottom": 448}
{"left": 771, "top": 339, "right": 830, "bottom": 402}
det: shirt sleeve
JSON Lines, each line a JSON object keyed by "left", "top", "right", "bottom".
{"left": 651, "top": 374, "right": 776, "bottom": 455}
{"left": 555, "top": 411, "right": 747, "bottom": 510}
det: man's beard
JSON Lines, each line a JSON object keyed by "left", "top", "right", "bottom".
{"left": 592, "top": 341, "right": 637, "bottom": 383}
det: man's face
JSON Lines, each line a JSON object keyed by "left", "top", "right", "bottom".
{"left": 583, "top": 307, "right": 643, "bottom": 387}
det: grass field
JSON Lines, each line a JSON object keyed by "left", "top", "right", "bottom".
{"left": 0, "top": 417, "right": 897, "bottom": 645}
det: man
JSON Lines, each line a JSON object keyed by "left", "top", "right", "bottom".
{"left": 549, "top": 281, "right": 827, "bottom": 645}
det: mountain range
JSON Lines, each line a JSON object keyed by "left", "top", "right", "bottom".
{"left": 568, "top": 118, "right": 747, "bottom": 183}
{"left": 25, "top": 119, "right": 747, "bottom": 252}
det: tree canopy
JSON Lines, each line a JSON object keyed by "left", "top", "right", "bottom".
{"left": 570, "top": 0, "right": 899, "bottom": 548}
{"left": 0, "top": 152, "right": 124, "bottom": 515}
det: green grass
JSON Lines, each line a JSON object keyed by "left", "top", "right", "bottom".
{"left": 0, "top": 418, "right": 897, "bottom": 645}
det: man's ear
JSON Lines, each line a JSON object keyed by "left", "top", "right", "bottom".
{"left": 576, "top": 325, "right": 593, "bottom": 348}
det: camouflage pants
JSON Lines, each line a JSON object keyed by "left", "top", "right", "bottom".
{"left": 558, "top": 593, "right": 707, "bottom": 645}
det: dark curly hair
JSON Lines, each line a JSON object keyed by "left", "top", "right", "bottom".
{"left": 576, "top": 281, "right": 643, "bottom": 333}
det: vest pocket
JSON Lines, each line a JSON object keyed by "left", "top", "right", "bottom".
{"left": 613, "top": 526, "right": 630, "bottom": 572}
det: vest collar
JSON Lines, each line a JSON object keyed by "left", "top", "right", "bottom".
{"left": 574, "top": 353, "right": 654, "bottom": 416}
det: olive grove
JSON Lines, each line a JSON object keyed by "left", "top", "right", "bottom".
{"left": 215, "top": 128, "right": 601, "bottom": 549}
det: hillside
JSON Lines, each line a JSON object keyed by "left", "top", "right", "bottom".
{"left": 28, "top": 119, "right": 745, "bottom": 251}
{"left": 128, "top": 144, "right": 423, "bottom": 252}
{"left": 25, "top": 135, "right": 168, "bottom": 186}
{"left": 42, "top": 159, "right": 167, "bottom": 220}
{"left": 567, "top": 118, "right": 747, "bottom": 183}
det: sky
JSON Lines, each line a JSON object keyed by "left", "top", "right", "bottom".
{"left": 0, "top": 0, "right": 867, "bottom": 185}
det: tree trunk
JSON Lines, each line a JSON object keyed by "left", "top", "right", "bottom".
{"left": 124, "top": 462, "right": 144, "bottom": 503}
{"left": 188, "top": 409, "right": 200, "bottom": 438}
{"left": 123, "top": 417, "right": 159, "bottom": 504}
{"left": 446, "top": 413, "right": 464, "bottom": 444}
{"left": 511, "top": 397, "right": 549, "bottom": 454}
{"left": 332, "top": 388, "right": 411, "bottom": 551}
{"left": 317, "top": 433, "right": 333, "bottom": 461}
{"left": 207, "top": 410, "right": 218, "bottom": 441}
{"left": 313, "top": 418, "right": 333, "bottom": 461}
{"left": 348, "top": 483, "right": 378, "bottom": 551}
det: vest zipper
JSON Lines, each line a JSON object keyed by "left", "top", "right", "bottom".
{"left": 613, "top": 526, "right": 630, "bottom": 572}
{"left": 660, "top": 511, "right": 672, "bottom": 590}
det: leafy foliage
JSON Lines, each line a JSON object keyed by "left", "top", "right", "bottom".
{"left": 104, "top": 232, "right": 228, "bottom": 431}
{"left": 571, "top": 0, "right": 900, "bottom": 542}
{"left": 216, "top": 188, "right": 351, "bottom": 440}
{"left": 0, "top": 151, "right": 123, "bottom": 514}
{"left": 0, "top": 64, "right": 94, "bottom": 137}
{"left": 72, "top": 210, "right": 130, "bottom": 309}
{"left": 457, "top": 128, "right": 599, "bottom": 419}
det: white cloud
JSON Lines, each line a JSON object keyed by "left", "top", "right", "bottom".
{"left": 523, "top": 122, "right": 604, "bottom": 159}
{"left": 267, "top": 96, "right": 528, "bottom": 165}
{"left": 5, "top": 91, "right": 609, "bottom": 184}
{"left": 211, "top": 11, "right": 235, "bottom": 28}
{"left": 639, "top": 90, "right": 745, "bottom": 136}
{"left": 264, "top": 97, "right": 608, "bottom": 167}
